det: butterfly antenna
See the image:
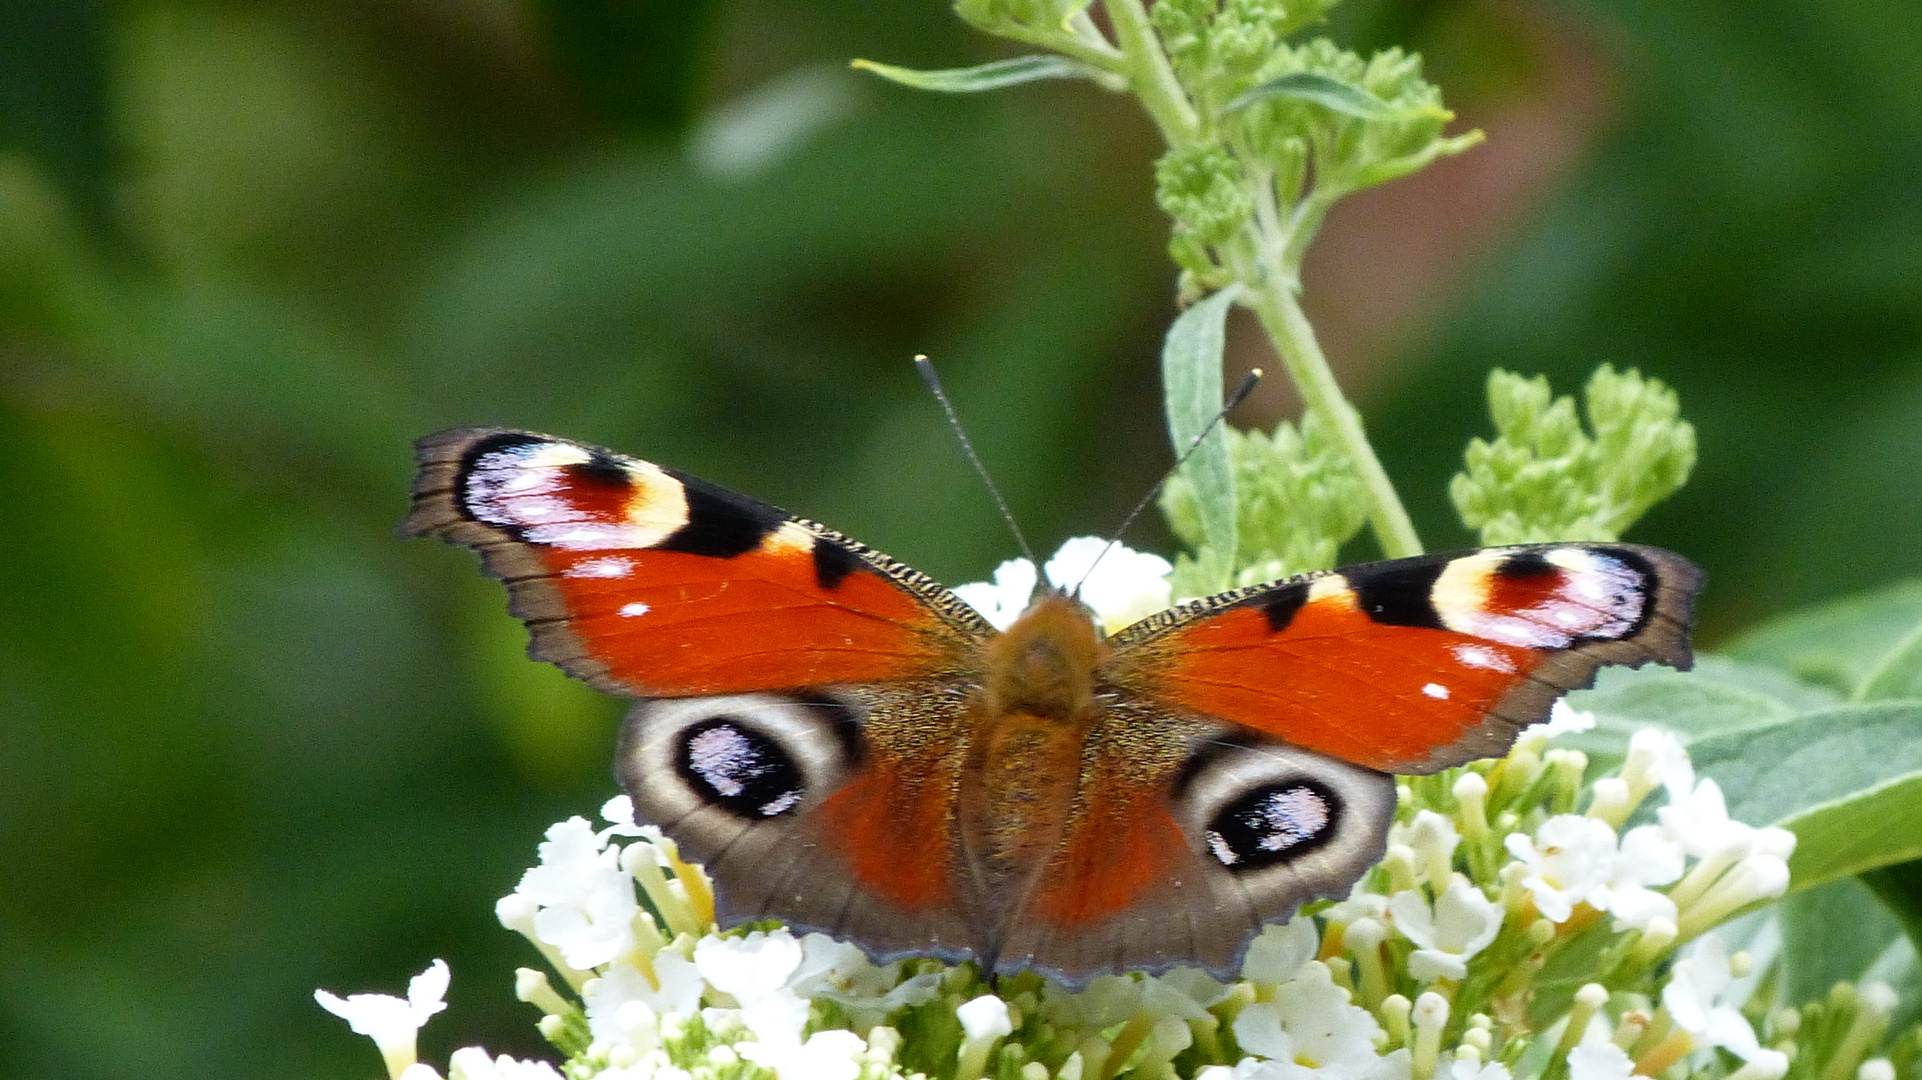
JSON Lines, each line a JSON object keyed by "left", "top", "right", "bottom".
{"left": 1070, "top": 368, "right": 1263, "bottom": 596}
{"left": 916, "top": 355, "right": 1042, "bottom": 571}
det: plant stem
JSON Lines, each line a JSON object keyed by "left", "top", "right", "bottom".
{"left": 993, "top": 19, "right": 1127, "bottom": 73}
{"left": 1243, "top": 277, "right": 1425, "bottom": 558}
{"left": 1101, "top": 0, "right": 1201, "bottom": 146}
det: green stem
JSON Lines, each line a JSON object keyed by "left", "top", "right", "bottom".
{"left": 1101, "top": 0, "right": 1201, "bottom": 146}
{"left": 1097, "top": 0, "right": 1421, "bottom": 559}
{"left": 993, "top": 18, "right": 1127, "bottom": 73}
{"left": 1243, "top": 277, "right": 1424, "bottom": 558}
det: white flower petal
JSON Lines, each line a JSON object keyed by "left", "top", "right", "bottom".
{"left": 1045, "top": 537, "right": 1172, "bottom": 632}
{"left": 1536, "top": 700, "right": 1598, "bottom": 738}
{"left": 954, "top": 558, "right": 1039, "bottom": 630}
{"left": 694, "top": 931, "right": 805, "bottom": 1002}
{"left": 1507, "top": 816, "right": 1617, "bottom": 922}
{"left": 958, "top": 994, "right": 1014, "bottom": 1041}
{"left": 1242, "top": 919, "right": 1319, "bottom": 984}
{"left": 738, "top": 1029, "right": 867, "bottom": 1080}
{"left": 448, "top": 1047, "right": 567, "bottom": 1080}
{"left": 1568, "top": 1042, "right": 1635, "bottom": 1080}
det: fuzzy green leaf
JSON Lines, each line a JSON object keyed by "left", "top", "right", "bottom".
{"left": 1778, "top": 878, "right": 1906, "bottom": 1005}
{"left": 1551, "top": 657, "right": 1839, "bottom": 772}
{"left": 1451, "top": 366, "right": 1695, "bottom": 544}
{"left": 1226, "top": 72, "right": 1392, "bottom": 119}
{"left": 1862, "top": 859, "right": 1922, "bottom": 984}
{"left": 1725, "top": 579, "right": 1922, "bottom": 696}
{"left": 954, "top": 0, "right": 1092, "bottom": 34}
{"left": 851, "top": 55, "right": 1112, "bottom": 93}
{"left": 1162, "top": 284, "right": 1243, "bottom": 587}
{"left": 1687, "top": 702, "right": 1922, "bottom": 891}
{"left": 1856, "top": 621, "right": 1922, "bottom": 702}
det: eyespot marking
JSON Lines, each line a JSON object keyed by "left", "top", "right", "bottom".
{"left": 1204, "top": 779, "right": 1340, "bottom": 871}
{"left": 676, "top": 718, "right": 806, "bottom": 819}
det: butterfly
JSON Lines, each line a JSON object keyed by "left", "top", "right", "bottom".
{"left": 406, "top": 427, "right": 1701, "bottom": 984}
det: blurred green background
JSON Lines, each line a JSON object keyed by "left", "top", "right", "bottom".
{"left": 2, "top": 1, "right": 1918, "bottom": 1077}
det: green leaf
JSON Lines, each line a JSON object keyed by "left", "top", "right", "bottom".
{"left": 1226, "top": 72, "right": 1393, "bottom": 119}
{"left": 1161, "top": 284, "right": 1243, "bottom": 585}
{"left": 1687, "top": 702, "right": 1922, "bottom": 890}
{"left": 1863, "top": 858, "right": 1922, "bottom": 960}
{"left": 1858, "top": 621, "right": 1922, "bottom": 702}
{"left": 1778, "top": 878, "right": 1904, "bottom": 1005}
{"left": 851, "top": 54, "right": 1113, "bottom": 93}
{"left": 1725, "top": 579, "right": 1922, "bottom": 696}
{"left": 1860, "top": 859, "right": 1922, "bottom": 1032}
{"left": 1554, "top": 656, "right": 1838, "bottom": 767}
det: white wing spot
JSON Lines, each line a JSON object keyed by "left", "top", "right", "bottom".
{"left": 1453, "top": 644, "right": 1516, "bottom": 673}
{"left": 619, "top": 602, "right": 652, "bottom": 618}
{"left": 567, "top": 555, "right": 636, "bottom": 579}
{"left": 1423, "top": 682, "right": 1451, "bottom": 700}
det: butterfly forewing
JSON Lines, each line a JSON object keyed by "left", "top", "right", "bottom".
{"left": 405, "top": 428, "right": 993, "bottom": 698}
{"left": 1105, "top": 544, "right": 1701, "bottom": 773}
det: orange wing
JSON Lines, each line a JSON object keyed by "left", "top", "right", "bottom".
{"left": 406, "top": 428, "right": 993, "bottom": 697}
{"left": 1106, "top": 544, "right": 1702, "bottom": 774}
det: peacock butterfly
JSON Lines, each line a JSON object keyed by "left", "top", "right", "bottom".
{"left": 405, "top": 427, "right": 1701, "bottom": 983}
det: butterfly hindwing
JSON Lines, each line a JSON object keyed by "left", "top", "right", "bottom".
{"left": 994, "top": 707, "right": 1396, "bottom": 980}
{"left": 614, "top": 682, "right": 983, "bottom": 965}
{"left": 406, "top": 428, "right": 993, "bottom": 698}
{"left": 1106, "top": 543, "right": 1701, "bottom": 774}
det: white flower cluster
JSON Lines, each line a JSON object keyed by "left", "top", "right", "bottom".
{"left": 315, "top": 716, "right": 1859, "bottom": 1080}
{"left": 953, "top": 538, "right": 1173, "bottom": 634}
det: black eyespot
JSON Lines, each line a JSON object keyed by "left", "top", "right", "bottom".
{"left": 675, "top": 719, "right": 806, "bottom": 818}
{"left": 1204, "top": 780, "right": 1341, "bottom": 871}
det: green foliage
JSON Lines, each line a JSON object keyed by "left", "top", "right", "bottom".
{"left": 1451, "top": 365, "right": 1696, "bottom": 544}
{"left": 1150, "top": 0, "right": 1342, "bottom": 100}
{"left": 1567, "top": 575, "right": 1922, "bottom": 1024}
{"left": 1161, "top": 411, "right": 1366, "bottom": 597}
{"left": 1155, "top": 143, "right": 1254, "bottom": 259}
{"left": 851, "top": 54, "right": 1118, "bottom": 93}
{"left": 953, "top": 0, "right": 1093, "bottom": 36}
{"left": 1160, "top": 283, "right": 1243, "bottom": 572}
{"left": 1689, "top": 701, "right": 1922, "bottom": 890}
{"left": 863, "top": 0, "right": 1480, "bottom": 558}
{"left": 1727, "top": 582, "right": 1922, "bottom": 697}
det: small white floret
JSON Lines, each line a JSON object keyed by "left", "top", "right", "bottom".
{"left": 315, "top": 959, "right": 450, "bottom": 1078}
